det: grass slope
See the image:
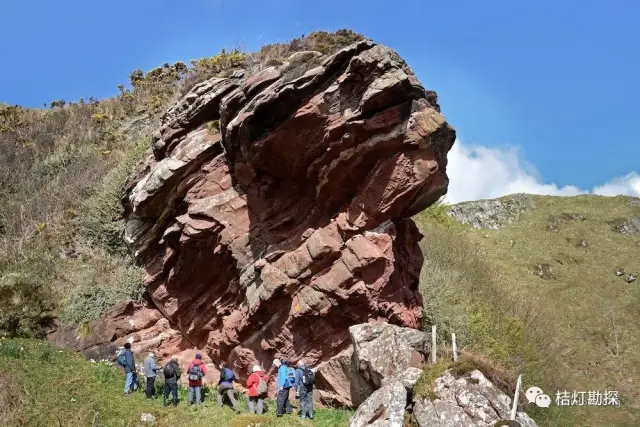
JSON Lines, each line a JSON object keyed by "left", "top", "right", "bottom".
{"left": 0, "top": 339, "right": 351, "bottom": 427}
{"left": 414, "top": 194, "right": 640, "bottom": 427}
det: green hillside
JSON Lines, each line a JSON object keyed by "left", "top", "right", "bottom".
{"left": 413, "top": 194, "right": 640, "bottom": 427}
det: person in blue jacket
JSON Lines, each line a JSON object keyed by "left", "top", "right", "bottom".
{"left": 273, "top": 358, "right": 294, "bottom": 416}
{"left": 121, "top": 342, "right": 138, "bottom": 395}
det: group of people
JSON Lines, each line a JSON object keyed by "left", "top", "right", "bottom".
{"left": 116, "top": 342, "right": 316, "bottom": 419}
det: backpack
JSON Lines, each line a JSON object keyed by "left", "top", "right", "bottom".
{"left": 188, "top": 364, "right": 203, "bottom": 382}
{"left": 222, "top": 367, "right": 234, "bottom": 382}
{"left": 286, "top": 367, "right": 296, "bottom": 388}
{"left": 302, "top": 367, "right": 315, "bottom": 386}
{"left": 256, "top": 375, "right": 268, "bottom": 395}
{"left": 163, "top": 363, "right": 176, "bottom": 378}
{"left": 117, "top": 351, "right": 127, "bottom": 367}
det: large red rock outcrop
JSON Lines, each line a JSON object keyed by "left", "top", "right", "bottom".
{"left": 122, "top": 40, "right": 455, "bottom": 387}
{"left": 55, "top": 40, "right": 455, "bottom": 398}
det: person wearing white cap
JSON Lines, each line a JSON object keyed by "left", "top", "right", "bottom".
{"left": 246, "top": 364, "right": 269, "bottom": 415}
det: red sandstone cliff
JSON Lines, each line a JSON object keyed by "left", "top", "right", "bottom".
{"left": 49, "top": 40, "right": 455, "bottom": 398}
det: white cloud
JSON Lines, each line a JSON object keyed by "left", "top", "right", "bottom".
{"left": 443, "top": 139, "right": 640, "bottom": 204}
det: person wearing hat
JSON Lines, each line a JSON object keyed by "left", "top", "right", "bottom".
{"left": 143, "top": 351, "right": 162, "bottom": 399}
{"left": 186, "top": 353, "right": 208, "bottom": 406}
{"left": 246, "top": 364, "right": 269, "bottom": 415}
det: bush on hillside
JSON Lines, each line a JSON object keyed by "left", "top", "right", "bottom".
{"left": 82, "top": 139, "right": 149, "bottom": 255}
{"left": 59, "top": 262, "right": 144, "bottom": 325}
{"left": 0, "top": 270, "right": 56, "bottom": 338}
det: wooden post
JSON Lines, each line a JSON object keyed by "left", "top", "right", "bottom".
{"left": 452, "top": 333, "right": 458, "bottom": 362}
{"left": 511, "top": 374, "right": 522, "bottom": 420}
{"left": 431, "top": 325, "right": 437, "bottom": 364}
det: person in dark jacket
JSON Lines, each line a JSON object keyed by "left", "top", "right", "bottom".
{"left": 186, "top": 354, "right": 208, "bottom": 406}
{"left": 294, "top": 360, "right": 314, "bottom": 419}
{"left": 144, "top": 351, "right": 162, "bottom": 399}
{"left": 122, "top": 342, "right": 138, "bottom": 395}
{"left": 163, "top": 356, "right": 181, "bottom": 407}
{"left": 217, "top": 361, "right": 240, "bottom": 413}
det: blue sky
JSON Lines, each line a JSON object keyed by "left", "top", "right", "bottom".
{"left": 1, "top": 0, "right": 638, "bottom": 201}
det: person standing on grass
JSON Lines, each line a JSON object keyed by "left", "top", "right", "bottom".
{"left": 294, "top": 359, "right": 315, "bottom": 420}
{"left": 143, "top": 351, "right": 162, "bottom": 399}
{"left": 163, "top": 356, "right": 181, "bottom": 407}
{"left": 217, "top": 361, "right": 240, "bottom": 413}
{"left": 246, "top": 364, "right": 269, "bottom": 415}
{"left": 274, "top": 359, "right": 295, "bottom": 417}
{"left": 120, "top": 342, "right": 138, "bottom": 395}
{"left": 186, "top": 353, "right": 207, "bottom": 406}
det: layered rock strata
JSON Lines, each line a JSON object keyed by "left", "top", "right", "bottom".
{"left": 54, "top": 40, "right": 456, "bottom": 393}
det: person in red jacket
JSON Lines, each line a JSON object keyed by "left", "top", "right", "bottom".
{"left": 186, "top": 354, "right": 208, "bottom": 406}
{"left": 246, "top": 364, "right": 269, "bottom": 415}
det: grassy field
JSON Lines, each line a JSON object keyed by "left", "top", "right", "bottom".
{"left": 0, "top": 339, "right": 352, "bottom": 427}
{"left": 413, "top": 194, "right": 640, "bottom": 426}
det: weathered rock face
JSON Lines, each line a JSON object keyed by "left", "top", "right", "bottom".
{"left": 315, "top": 322, "right": 429, "bottom": 407}
{"left": 46, "top": 301, "right": 221, "bottom": 385}
{"left": 412, "top": 370, "right": 538, "bottom": 427}
{"left": 614, "top": 216, "right": 640, "bottom": 235}
{"left": 349, "top": 380, "right": 408, "bottom": 427}
{"left": 115, "top": 40, "right": 455, "bottom": 388}
{"left": 447, "top": 194, "right": 534, "bottom": 230}
{"left": 350, "top": 367, "right": 538, "bottom": 427}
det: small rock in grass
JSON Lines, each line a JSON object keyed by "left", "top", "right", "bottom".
{"left": 140, "top": 413, "right": 156, "bottom": 424}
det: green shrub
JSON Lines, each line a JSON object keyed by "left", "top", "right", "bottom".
{"left": 207, "top": 120, "right": 220, "bottom": 134}
{"left": 0, "top": 269, "right": 56, "bottom": 338}
{"left": 59, "top": 263, "right": 144, "bottom": 325}
{"left": 0, "top": 341, "right": 23, "bottom": 358}
{"left": 82, "top": 138, "right": 148, "bottom": 255}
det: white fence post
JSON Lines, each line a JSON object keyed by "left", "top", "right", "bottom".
{"left": 431, "top": 325, "right": 437, "bottom": 364}
{"left": 452, "top": 333, "right": 458, "bottom": 362}
{"left": 511, "top": 374, "right": 522, "bottom": 420}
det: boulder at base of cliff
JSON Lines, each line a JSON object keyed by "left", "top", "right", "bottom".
{"left": 411, "top": 369, "right": 538, "bottom": 427}
{"left": 349, "top": 381, "right": 407, "bottom": 427}
{"left": 315, "top": 322, "right": 429, "bottom": 407}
